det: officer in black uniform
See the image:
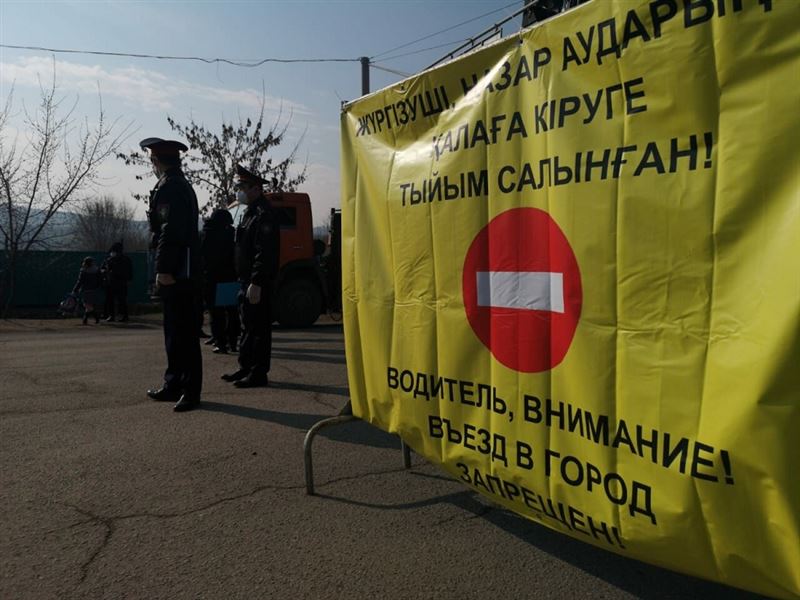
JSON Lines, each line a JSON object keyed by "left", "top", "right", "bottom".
{"left": 222, "top": 164, "right": 280, "bottom": 388}
{"left": 142, "top": 137, "right": 204, "bottom": 412}
{"left": 201, "top": 208, "right": 240, "bottom": 354}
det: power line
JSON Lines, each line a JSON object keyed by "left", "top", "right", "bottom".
{"left": 426, "top": 3, "right": 530, "bottom": 70}
{"left": 369, "top": 64, "right": 412, "bottom": 78}
{"left": 377, "top": 37, "right": 475, "bottom": 63}
{"left": 370, "top": 1, "right": 518, "bottom": 60}
{"left": 0, "top": 44, "right": 361, "bottom": 66}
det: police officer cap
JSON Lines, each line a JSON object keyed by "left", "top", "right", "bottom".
{"left": 139, "top": 137, "right": 188, "bottom": 157}
{"left": 236, "top": 164, "right": 269, "bottom": 186}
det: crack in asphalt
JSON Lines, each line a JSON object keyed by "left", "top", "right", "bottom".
{"left": 59, "top": 504, "right": 116, "bottom": 585}
{"left": 2, "top": 393, "right": 345, "bottom": 418}
{"left": 0, "top": 400, "right": 157, "bottom": 418}
{"left": 56, "top": 464, "right": 413, "bottom": 588}
{"left": 309, "top": 391, "right": 340, "bottom": 410}
{"left": 276, "top": 361, "right": 303, "bottom": 379}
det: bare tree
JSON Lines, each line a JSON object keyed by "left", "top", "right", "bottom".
{"left": 118, "top": 95, "right": 307, "bottom": 214}
{"left": 72, "top": 195, "right": 148, "bottom": 252}
{"left": 0, "top": 66, "right": 131, "bottom": 313}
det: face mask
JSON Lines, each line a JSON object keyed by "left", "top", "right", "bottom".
{"left": 236, "top": 190, "right": 247, "bottom": 204}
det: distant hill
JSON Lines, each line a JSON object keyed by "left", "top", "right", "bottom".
{"left": 4, "top": 211, "right": 149, "bottom": 252}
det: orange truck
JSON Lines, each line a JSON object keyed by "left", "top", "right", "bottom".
{"left": 229, "top": 192, "right": 340, "bottom": 327}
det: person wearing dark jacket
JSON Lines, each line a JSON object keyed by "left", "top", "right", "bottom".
{"left": 141, "top": 137, "right": 203, "bottom": 413}
{"left": 73, "top": 256, "right": 102, "bottom": 324}
{"left": 202, "top": 208, "right": 240, "bottom": 354}
{"left": 221, "top": 164, "right": 280, "bottom": 388}
{"left": 101, "top": 241, "right": 133, "bottom": 322}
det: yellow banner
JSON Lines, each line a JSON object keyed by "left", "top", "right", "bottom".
{"left": 340, "top": 1, "right": 799, "bottom": 597}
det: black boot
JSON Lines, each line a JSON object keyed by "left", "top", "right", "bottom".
{"left": 174, "top": 395, "right": 200, "bottom": 412}
{"left": 234, "top": 374, "right": 268, "bottom": 388}
{"left": 221, "top": 369, "right": 249, "bottom": 382}
{"left": 147, "top": 387, "right": 180, "bottom": 402}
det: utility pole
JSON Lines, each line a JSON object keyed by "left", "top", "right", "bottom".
{"left": 360, "top": 56, "right": 370, "bottom": 95}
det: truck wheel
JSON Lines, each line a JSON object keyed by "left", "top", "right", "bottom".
{"left": 276, "top": 279, "right": 322, "bottom": 328}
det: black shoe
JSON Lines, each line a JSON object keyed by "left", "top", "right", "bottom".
{"left": 174, "top": 395, "right": 200, "bottom": 412}
{"left": 104, "top": 316, "right": 116, "bottom": 322}
{"left": 221, "top": 369, "right": 249, "bottom": 382}
{"left": 120, "top": 316, "right": 129, "bottom": 323}
{"left": 204, "top": 338, "right": 216, "bottom": 346}
{"left": 147, "top": 387, "right": 180, "bottom": 402}
{"left": 82, "top": 316, "right": 88, "bottom": 325}
{"left": 212, "top": 346, "right": 228, "bottom": 354}
{"left": 230, "top": 343, "right": 238, "bottom": 353}
{"left": 234, "top": 375, "right": 268, "bottom": 388}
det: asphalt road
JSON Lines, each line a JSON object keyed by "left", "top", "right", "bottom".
{"left": 0, "top": 316, "right": 769, "bottom": 600}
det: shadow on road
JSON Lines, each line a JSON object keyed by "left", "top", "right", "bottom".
{"left": 272, "top": 347, "right": 344, "bottom": 356}
{"left": 473, "top": 502, "right": 766, "bottom": 600}
{"left": 200, "top": 401, "right": 399, "bottom": 450}
{"left": 268, "top": 380, "right": 350, "bottom": 398}
{"left": 274, "top": 323, "right": 343, "bottom": 334}
{"left": 271, "top": 351, "right": 346, "bottom": 365}
{"left": 314, "top": 489, "right": 476, "bottom": 513}
{"left": 272, "top": 336, "right": 344, "bottom": 345}
{"left": 316, "top": 471, "right": 765, "bottom": 600}
{"left": 103, "top": 321, "right": 162, "bottom": 330}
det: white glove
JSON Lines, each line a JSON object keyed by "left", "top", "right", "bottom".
{"left": 246, "top": 283, "right": 262, "bottom": 305}
{"left": 156, "top": 273, "right": 176, "bottom": 286}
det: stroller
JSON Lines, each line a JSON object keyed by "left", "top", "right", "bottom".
{"left": 57, "top": 292, "right": 84, "bottom": 318}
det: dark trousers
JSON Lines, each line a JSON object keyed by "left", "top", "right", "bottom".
{"left": 162, "top": 284, "right": 203, "bottom": 398}
{"left": 105, "top": 284, "right": 128, "bottom": 319}
{"left": 210, "top": 305, "right": 240, "bottom": 349}
{"left": 238, "top": 282, "right": 272, "bottom": 377}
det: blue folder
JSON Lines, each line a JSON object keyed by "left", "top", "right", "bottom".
{"left": 214, "top": 282, "right": 239, "bottom": 307}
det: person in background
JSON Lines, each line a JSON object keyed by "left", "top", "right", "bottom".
{"left": 73, "top": 256, "right": 102, "bottom": 325}
{"left": 198, "top": 311, "right": 211, "bottom": 340}
{"left": 101, "top": 241, "right": 133, "bottom": 322}
{"left": 201, "top": 208, "right": 240, "bottom": 354}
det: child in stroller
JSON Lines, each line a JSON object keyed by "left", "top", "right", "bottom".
{"left": 71, "top": 256, "right": 102, "bottom": 324}
{"left": 57, "top": 292, "right": 82, "bottom": 317}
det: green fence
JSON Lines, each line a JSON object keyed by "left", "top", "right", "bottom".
{"left": 0, "top": 251, "right": 150, "bottom": 307}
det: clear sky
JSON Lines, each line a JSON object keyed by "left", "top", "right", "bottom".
{"left": 0, "top": 0, "right": 525, "bottom": 225}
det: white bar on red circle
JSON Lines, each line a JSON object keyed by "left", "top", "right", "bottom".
{"left": 476, "top": 271, "right": 565, "bottom": 313}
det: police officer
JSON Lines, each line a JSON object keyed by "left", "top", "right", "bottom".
{"left": 222, "top": 164, "right": 280, "bottom": 388}
{"left": 142, "top": 138, "right": 203, "bottom": 412}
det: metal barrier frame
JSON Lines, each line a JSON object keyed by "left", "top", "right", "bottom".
{"left": 303, "top": 402, "right": 412, "bottom": 495}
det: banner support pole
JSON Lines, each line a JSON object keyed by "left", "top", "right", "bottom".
{"left": 401, "top": 439, "right": 412, "bottom": 468}
{"left": 304, "top": 414, "right": 356, "bottom": 495}
{"left": 304, "top": 403, "right": 414, "bottom": 495}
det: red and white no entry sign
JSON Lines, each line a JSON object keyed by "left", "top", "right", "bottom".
{"left": 462, "top": 208, "right": 582, "bottom": 373}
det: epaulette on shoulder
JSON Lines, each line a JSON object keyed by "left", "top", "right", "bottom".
{"left": 157, "top": 171, "right": 189, "bottom": 192}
